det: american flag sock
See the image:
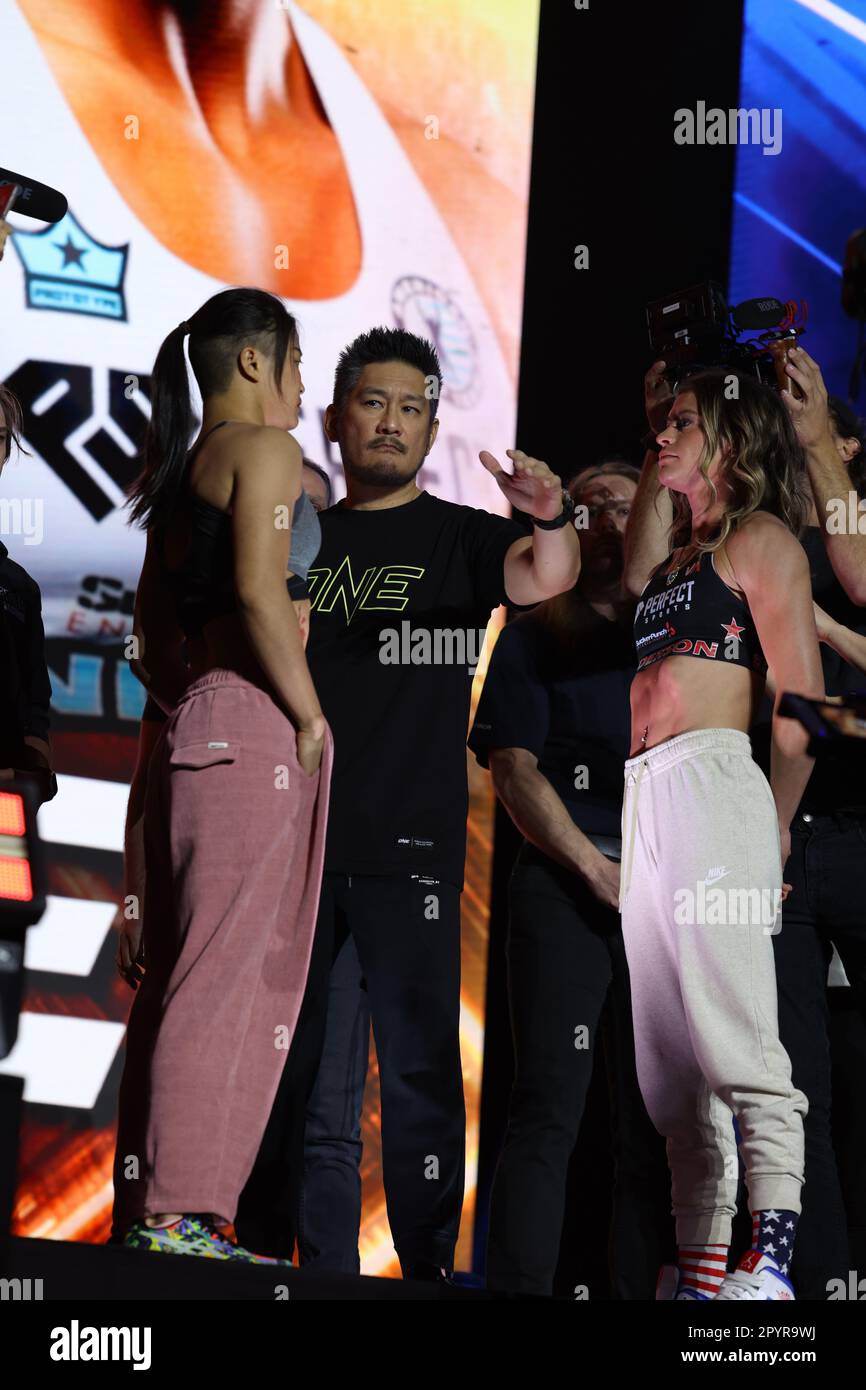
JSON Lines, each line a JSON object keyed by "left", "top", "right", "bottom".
{"left": 677, "top": 1244, "right": 729, "bottom": 1297}
{"left": 750, "top": 1209, "right": 798, "bottom": 1277}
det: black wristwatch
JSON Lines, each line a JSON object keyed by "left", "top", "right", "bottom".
{"left": 532, "top": 488, "right": 575, "bottom": 530}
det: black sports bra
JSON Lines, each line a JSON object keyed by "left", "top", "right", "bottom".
{"left": 633, "top": 548, "right": 767, "bottom": 676}
{"left": 157, "top": 421, "right": 319, "bottom": 637}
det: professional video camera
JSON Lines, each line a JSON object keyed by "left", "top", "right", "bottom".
{"left": 646, "top": 281, "right": 807, "bottom": 397}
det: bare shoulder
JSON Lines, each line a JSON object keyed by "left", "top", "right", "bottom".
{"left": 727, "top": 511, "right": 808, "bottom": 583}
{"left": 229, "top": 425, "right": 302, "bottom": 467}
{"left": 220, "top": 427, "right": 302, "bottom": 502}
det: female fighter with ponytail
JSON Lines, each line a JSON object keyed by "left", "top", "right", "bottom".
{"left": 111, "top": 287, "right": 331, "bottom": 1262}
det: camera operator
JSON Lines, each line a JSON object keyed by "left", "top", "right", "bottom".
{"left": 0, "top": 383, "right": 56, "bottom": 808}
{"left": 625, "top": 356, "right": 866, "bottom": 1301}
{"left": 468, "top": 464, "right": 672, "bottom": 1299}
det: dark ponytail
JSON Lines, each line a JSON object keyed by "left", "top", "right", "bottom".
{"left": 127, "top": 288, "right": 297, "bottom": 531}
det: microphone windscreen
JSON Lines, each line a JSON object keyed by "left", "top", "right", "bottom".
{"left": 731, "top": 297, "right": 787, "bottom": 331}
{"left": 0, "top": 169, "right": 68, "bottom": 224}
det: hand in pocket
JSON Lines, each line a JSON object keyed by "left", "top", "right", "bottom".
{"left": 296, "top": 726, "right": 324, "bottom": 778}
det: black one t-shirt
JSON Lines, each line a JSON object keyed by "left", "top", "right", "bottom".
{"left": 306, "top": 492, "right": 527, "bottom": 886}
{"left": 468, "top": 599, "right": 636, "bottom": 837}
{"left": 751, "top": 526, "right": 866, "bottom": 812}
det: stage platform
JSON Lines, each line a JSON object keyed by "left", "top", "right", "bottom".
{"left": 1, "top": 1236, "right": 491, "bottom": 1301}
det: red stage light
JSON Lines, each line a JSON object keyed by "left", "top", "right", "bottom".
{"left": 0, "top": 791, "right": 27, "bottom": 838}
{"left": 0, "top": 856, "right": 34, "bottom": 903}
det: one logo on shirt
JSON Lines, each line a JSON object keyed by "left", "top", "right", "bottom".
{"left": 12, "top": 208, "right": 129, "bottom": 320}
{"left": 309, "top": 558, "right": 425, "bottom": 624}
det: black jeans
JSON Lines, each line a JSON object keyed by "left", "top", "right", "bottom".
{"left": 486, "top": 847, "right": 672, "bottom": 1298}
{"left": 299, "top": 929, "right": 370, "bottom": 1273}
{"left": 772, "top": 808, "right": 866, "bottom": 1299}
{"left": 236, "top": 872, "right": 465, "bottom": 1274}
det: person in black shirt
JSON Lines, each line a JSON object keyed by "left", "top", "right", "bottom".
{"left": 236, "top": 327, "right": 580, "bottom": 1277}
{"left": 468, "top": 464, "right": 672, "bottom": 1298}
{"left": 0, "top": 384, "right": 56, "bottom": 806}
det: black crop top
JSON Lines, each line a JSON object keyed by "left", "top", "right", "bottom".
{"left": 158, "top": 493, "right": 238, "bottom": 638}
{"left": 156, "top": 421, "right": 320, "bottom": 637}
{"left": 633, "top": 548, "right": 767, "bottom": 676}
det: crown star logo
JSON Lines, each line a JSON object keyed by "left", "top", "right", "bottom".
{"left": 12, "top": 206, "right": 129, "bottom": 320}
{"left": 55, "top": 235, "right": 88, "bottom": 269}
{"left": 721, "top": 617, "right": 746, "bottom": 640}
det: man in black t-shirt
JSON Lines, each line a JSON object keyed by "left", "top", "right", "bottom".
{"left": 236, "top": 327, "right": 580, "bottom": 1276}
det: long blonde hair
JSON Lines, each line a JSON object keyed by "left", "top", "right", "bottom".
{"left": 663, "top": 369, "right": 809, "bottom": 574}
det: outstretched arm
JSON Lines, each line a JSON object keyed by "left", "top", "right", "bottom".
{"left": 479, "top": 449, "right": 580, "bottom": 604}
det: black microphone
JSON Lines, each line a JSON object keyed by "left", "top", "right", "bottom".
{"left": 730, "top": 297, "right": 787, "bottom": 331}
{"left": 0, "top": 168, "right": 67, "bottom": 224}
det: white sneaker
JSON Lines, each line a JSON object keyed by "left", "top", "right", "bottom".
{"left": 714, "top": 1250, "right": 795, "bottom": 1300}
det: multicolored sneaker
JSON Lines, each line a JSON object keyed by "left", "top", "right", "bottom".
{"left": 714, "top": 1250, "right": 795, "bottom": 1301}
{"left": 656, "top": 1265, "right": 710, "bottom": 1301}
{"left": 123, "top": 1216, "right": 291, "bottom": 1265}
